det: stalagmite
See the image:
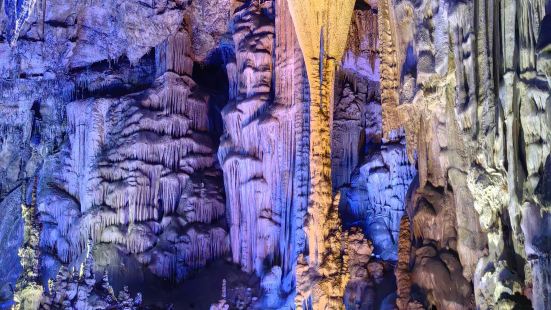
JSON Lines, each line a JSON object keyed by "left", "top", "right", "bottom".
{"left": 343, "top": 227, "right": 373, "bottom": 309}
{"left": 13, "top": 179, "right": 43, "bottom": 310}
{"left": 377, "top": 0, "right": 401, "bottom": 138}
{"left": 395, "top": 216, "right": 411, "bottom": 310}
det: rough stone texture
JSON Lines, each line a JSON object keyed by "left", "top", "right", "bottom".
{"left": 408, "top": 184, "right": 475, "bottom": 309}
{"left": 39, "top": 242, "right": 143, "bottom": 310}
{"left": 1, "top": 0, "right": 551, "bottom": 309}
{"left": 380, "top": 0, "right": 551, "bottom": 307}
{"left": 12, "top": 178, "right": 43, "bottom": 310}
{"left": 37, "top": 30, "right": 228, "bottom": 283}
{"left": 1, "top": 0, "right": 232, "bottom": 306}
{"left": 0, "top": 185, "right": 24, "bottom": 306}
{"left": 219, "top": 0, "right": 277, "bottom": 276}
{"left": 217, "top": 1, "right": 309, "bottom": 307}
{"left": 285, "top": 0, "right": 357, "bottom": 308}
{"left": 339, "top": 129, "right": 415, "bottom": 261}
{"left": 333, "top": 4, "right": 416, "bottom": 270}
{"left": 394, "top": 215, "right": 411, "bottom": 310}
{"left": 342, "top": 227, "right": 373, "bottom": 310}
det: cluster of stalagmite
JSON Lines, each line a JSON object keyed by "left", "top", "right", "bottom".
{"left": 39, "top": 241, "right": 142, "bottom": 309}
{"left": 13, "top": 179, "right": 43, "bottom": 310}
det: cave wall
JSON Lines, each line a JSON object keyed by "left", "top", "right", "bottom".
{"left": 379, "top": 0, "right": 551, "bottom": 307}
{"left": 0, "top": 0, "right": 550, "bottom": 309}
{"left": 37, "top": 29, "right": 228, "bottom": 284}
{"left": 0, "top": 0, "right": 233, "bottom": 303}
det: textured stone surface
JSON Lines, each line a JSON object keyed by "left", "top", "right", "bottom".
{"left": 378, "top": 0, "right": 551, "bottom": 307}
{"left": 285, "top": 0, "right": 357, "bottom": 308}
{"left": 0, "top": 186, "right": 24, "bottom": 306}
{"left": 1, "top": 0, "right": 231, "bottom": 306}
{"left": 37, "top": 30, "right": 228, "bottom": 283}
{"left": 217, "top": 1, "right": 310, "bottom": 307}
{"left": 1, "top": 0, "right": 550, "bottom": 309}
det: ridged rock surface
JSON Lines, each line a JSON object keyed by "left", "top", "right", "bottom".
{"left": 218, "top": 1, "right": 309, "bottom": 307}
{"left": 37, "top": 29, "right": 228, "bottom": 284}
{"left": 0, "top": 0, "right": 232, "bottom": 304}
{"left": 0, "top": 0, "right": 550, "bottom": 309}
{"left": 379, "top": 0, "right": 551, "bottom": 307}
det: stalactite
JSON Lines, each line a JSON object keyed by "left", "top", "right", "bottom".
{"left": 1, "top": 0, "right": 548, "bottom": 307}
{"left": 4, "top": 0, "right": 38, "bottom": 46}
{"left": 377, "top": 0, "right": 401, "bottom": 138}
{"left": 36, "top": 30, "right": 227, "bottom": 282}
{"left": 155, "top": 32, "right": 194, "bottom": 77}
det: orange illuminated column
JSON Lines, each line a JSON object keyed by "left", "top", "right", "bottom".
{"left": 285, "top": 1, "right": 355, "bottom": 309}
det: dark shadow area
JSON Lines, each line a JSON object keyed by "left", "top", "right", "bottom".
{"left": 71, "top": 51, "right": 157, "bottom": 100}
{"left": 193, "top": 44, "right": 234, "bottom": 141}
{"left": 104, "top": 259, "right": 259, "bottom": 310}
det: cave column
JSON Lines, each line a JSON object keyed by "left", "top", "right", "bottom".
{"left": 306, "top": 56, "right": 337, "bottom": 267}
{"left": 285, "top": 0, "right": 356, "bottom": 308}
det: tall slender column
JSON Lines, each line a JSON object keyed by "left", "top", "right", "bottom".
{"left": 285, "top": 1, "right": 356, "bottom": 309}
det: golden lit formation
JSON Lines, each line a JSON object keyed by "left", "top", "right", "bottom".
{"left": 285, "top": 0, "right": 356, "bottom": 308}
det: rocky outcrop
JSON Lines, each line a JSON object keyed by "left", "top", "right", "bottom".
{"left": 40, "top": 242, "right": 143, "bottom": 310}
{"left": 1, "top": 1, "right": 234, "bottom": 301}
{"left": 37, "top": 30, "right": 228, "bottom": 283}
{"left": 343, "top": 227, "right": 373, "bottom": 310}
{"left": 13, "top": 179, "right": 43, "bottom": 310}
{"left": 378, "top": 0, "right": 551, "bottom": 307}
{"left": 218, "top": 0, "right": 277, "bottom": 276}
{"left": 408, "top": 184, "right": 475, "bottom": 309}
{"left": 339, "top": 129, "right": 415, "bottom": 261}
{"left": 333, "top": 3, "right": 416, "bottom": 271}
{"left": 0, "top": 185, "right": 24, "bottom": 305}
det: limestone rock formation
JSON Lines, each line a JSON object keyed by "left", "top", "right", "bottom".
{"left": 0, "top": 185, "right": 24, "bottom": 305}
{"left": 377, "top": 0, "right": 551, "bottom": 307}
{"left": 342, "top": 227, "right": 373, "bottom": 309}
{"left": 0, "top": 0, "right": 550, "bottom": 309}
{"left": 218, "top": 1, "right": 310, "bottom": 307}
{"left": 1, "top": 0, "right": 232, "bottom": 304}
{"left": 13, "top": 179, "right": 43, "bottom": 310}
{"left": 285, "top": 0, "right": 357, "bottom": 307}
{"left": 37, "top": 29, "right": 228, "bottom": 283}
{"left": 40, "top": 242, "right": 143, "bottom": 310}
